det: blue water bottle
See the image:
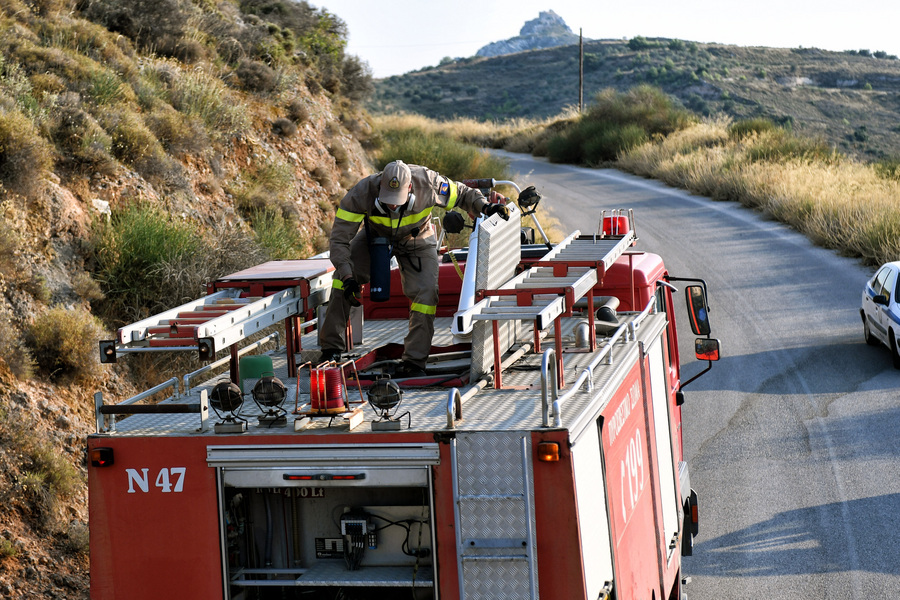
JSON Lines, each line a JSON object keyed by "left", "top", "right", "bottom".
{"left": 369, "top": 237, "right": 392, "bottom": 302}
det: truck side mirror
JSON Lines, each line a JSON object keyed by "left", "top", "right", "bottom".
{"left": 685, "top": 285, "right": 711, "bottom": 336}
{"left": 695, "top": 338, "right": 720, "bottom": 361}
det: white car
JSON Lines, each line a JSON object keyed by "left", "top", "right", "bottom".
{"left": 861, "top": 261, "right": 900, "bottom": 368}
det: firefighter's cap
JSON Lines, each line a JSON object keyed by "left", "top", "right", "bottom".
{"left": 379, "top": 160, "right": 412, "bottom": 205}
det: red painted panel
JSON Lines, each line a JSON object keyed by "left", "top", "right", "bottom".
{"left": 89, "top": 432, "right": 439, "bottom": 599}
{"left": 88, "top": 436, "right": 223, "bottom": 600}
{"left": 602, "top": 361, "right": 660, "bottom": 600}
{"left": 532, "top": 430, "right": 588, "bottom": 599}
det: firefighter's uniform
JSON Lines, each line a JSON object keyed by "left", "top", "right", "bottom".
{"left": 320, "top": 162, "right": 490, "bottom": 368}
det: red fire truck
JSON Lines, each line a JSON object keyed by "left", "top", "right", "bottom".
{"left": 88, "top": 180, "right": 719, "bottom": 600}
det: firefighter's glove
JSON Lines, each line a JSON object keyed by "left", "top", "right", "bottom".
{"left": 343, "top": 278, "right": 362, "bottom": 307}
{"left": 483, "top": 203, "right": 510, "bottom": 221}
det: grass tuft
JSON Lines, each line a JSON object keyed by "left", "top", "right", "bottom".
{"left": 26, "top": 306, "right": 105, "bottom": 383}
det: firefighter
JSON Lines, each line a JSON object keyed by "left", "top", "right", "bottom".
{"left": 319, "top": 160, "right": 509, "bottom": 377}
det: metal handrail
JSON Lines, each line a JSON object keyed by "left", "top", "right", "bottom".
{"left": 540, "top": 349, "right": 557, "bottom": 427}
{"left": 446, "top": 388, "right": 462, "bottom": 429}
{"left": 95, "top": 377, "right": 179, "bottom": 433}
{"left": 95, "top": 387, "right": 209, "bottom": 435}
{"left": 182, "top": 331, "right": 281, "bottom": 397}
{"left": 541, "top": 296, "right": 657, "bottom": 427}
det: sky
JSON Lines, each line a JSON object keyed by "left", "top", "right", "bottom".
{"left": 313, "top": 0, "right": 900, "bottom": 79}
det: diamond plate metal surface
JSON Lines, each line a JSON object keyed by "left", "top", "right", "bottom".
{"left": 471, "top": 209, "right": 524, "bottom": 379}
{"left": 106, "top": 313, "right": 668, "bottom": 439}
{"left": 456, "top": 431, "right": 538, "bottom": 599}
{"left": 462, "top": 560, "right": 533, "bottom": 600}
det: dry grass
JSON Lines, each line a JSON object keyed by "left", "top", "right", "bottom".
{"left": 372, "top": 110, "right": 576, "bottom": 152}
{"left": 618, "top": 119, "right": 900, "bottom": 266}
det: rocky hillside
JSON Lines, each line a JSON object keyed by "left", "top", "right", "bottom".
{"left": 371, "top": 33, "right": 900, "bottom": 159}
{"left": 0, "top": 1, "right": 374, "bottom": 597}
{"left": 475, "top": 10, "right": 580, "bottom": 58}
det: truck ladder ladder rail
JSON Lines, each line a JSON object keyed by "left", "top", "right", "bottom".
{"left": 101, "top": 287, "right": 300, "bottom": 356}
{"left": 457, "top": 229, "right": 636, "bottom": 390}
{"left": 99, "top": 260, "right": 335, "bottom": 381}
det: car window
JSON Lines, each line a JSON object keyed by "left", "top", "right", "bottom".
{"left": 873, "top": 267, "right": 890, "bottom": 297}
{"left": 886, "top": 269, "right": 898, "bottom": 303}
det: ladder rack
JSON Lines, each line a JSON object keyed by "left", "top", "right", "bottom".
{"left": 455, "top": 227, "right": 636, "bottom": 390}
{"left": 99, "top": 260, "right": 335, "bottom": 379}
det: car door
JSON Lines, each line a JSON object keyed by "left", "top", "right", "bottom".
{"left": 864, "top": 266, "right": 890, "bottom": 344}
{"left": 882, "top": 267, "right": 900, "bottom": 346}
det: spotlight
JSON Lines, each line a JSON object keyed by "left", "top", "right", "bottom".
{"left": 516, "top": 186, "right": 541, "bottom": 214}
{"left": 251, "top": 373, "right": 288, "bottom": 427}
{"left": 209, "top": 379, "right": 247, "bottom": 433}
{"left": 367, "top": 379, "right": 408, "bottom": 431}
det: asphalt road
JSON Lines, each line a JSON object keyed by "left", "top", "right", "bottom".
{"left": 493, "top": 150, "right": 900, "bottom": 599}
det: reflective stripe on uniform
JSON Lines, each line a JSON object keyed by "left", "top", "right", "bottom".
{"left": 336, "top": 208, "right": 365, "bottom": 223}
{"left": 332, "top": 278, "right": 344, "bottom": 290}
{"left": 410, "top": 302, "right": 437, "bottom": 315}
{"left": 446, "top": 181, "right": 459, "bottom": 210}
{"left": 369, "top": 207, "right": 433, "bottom": 229}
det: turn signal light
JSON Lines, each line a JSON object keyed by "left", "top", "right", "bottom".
{"left": 536, "top": 442, "right": 559, "bottom": 462}
{"left": 90, "top": 447, "right": 115, "bottom": 467}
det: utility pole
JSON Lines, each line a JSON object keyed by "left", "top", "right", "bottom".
{"left": 579, "top": 28, "right": 584, "bottom": 113}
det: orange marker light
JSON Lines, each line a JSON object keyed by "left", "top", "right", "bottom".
{"left": 537, "top": 442, "right": 560, "bottom": 462}
{"left": 90, "top": 447, "right": 114, "bottom": 467}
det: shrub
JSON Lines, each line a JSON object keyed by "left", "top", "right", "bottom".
{"left": 82, "top": 0, "right": 194, "bottom": 56}
{"left": 0, "top": 108, "right": 54, "bottom": 197}
{"left": 230, "top": 159, "right": 296, "bottom": 214}
{"left": 92, "top": 203, "right": 204, "bottom": 320}
{"left": 164, "top": 66, "right": 250, "bottom": 138}
{"left": 2, "top": 411, "right": 83, "bottom": 531}
{"left": 64, "top": 520, "right": 90, "bottom": 556}
{"left": 0, "top": 225, "right": 19, "bottom": 279}
{"left": 249, "top": 209, "right": 305, "bottom": 259}
{"left": 586, "top": 85, "right": 694, "bottom": 137}
{"left": 145, "top": 105, "right": 209, "bottom": 157}
{"left": 50, "top": 105, "right": 116, "bottom": 172}
{"left": 100, "top": 107, "right": 182, "bottom": 184}
{"left": 375, "top": 127, "right": 510, "bottom": 181}
{"left": 546, "top": 86, "right": 691, "bottom": 165}
{"left": 26, "top": 306, "right": 104, "bottom": 382}
{"left": 86, "top": 69, "right": 126, "bottom": 105}
{"left": 272, "top": 117, "right": 297, "bottom": 137}
{"left": 92, "top": 203, "right": 271, "bottom": 318}
{"left": 235, "top": 59, "right": 277, "bottom": 93}
{"left": 340, "top": 54, "right": 373, "bottom": 102}
{"left": 628, "top": 36, "right": 656, "bottom": 51}
{"left": 729, "top": 117, "right": 778, "bottom": 140}
{"left": 743, "top": 128, "right": 837, "bottom": 164}
{"left": 71, "top": 271, "right": 105, "bottom": 302}
{"left": 874, "top": 155, "right": 900, "bottom": 181}
{"left": 0, "top": 317, "right": 35, "bottom": 380}
{"left": 0, "top": 538, "right": 16, "bottom": 558}
{"left": 286, "top": 97, "right": 310, "bottom": 122}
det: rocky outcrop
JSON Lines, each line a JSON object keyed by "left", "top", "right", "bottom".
{"left": 476, "top": 10, "right": 581, "bottom": 58}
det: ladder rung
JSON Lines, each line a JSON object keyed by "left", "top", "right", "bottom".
{"left": 147, "top": 326, "right": 196, "bottom": 338}
{"left": 148, "top": 338, "right": 197, "bottom": 347}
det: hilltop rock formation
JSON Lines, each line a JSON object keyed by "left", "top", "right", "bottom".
{"left": 476, "top": 10, "right": 581, "bottom": 58}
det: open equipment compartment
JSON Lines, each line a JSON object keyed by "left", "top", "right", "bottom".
{"left": 209, "top": 443, "right": 439, "bottom": 600}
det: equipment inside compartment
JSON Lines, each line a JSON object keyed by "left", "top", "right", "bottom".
{"left": 222, "top": 485, "right": 434, "bottom": 600}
